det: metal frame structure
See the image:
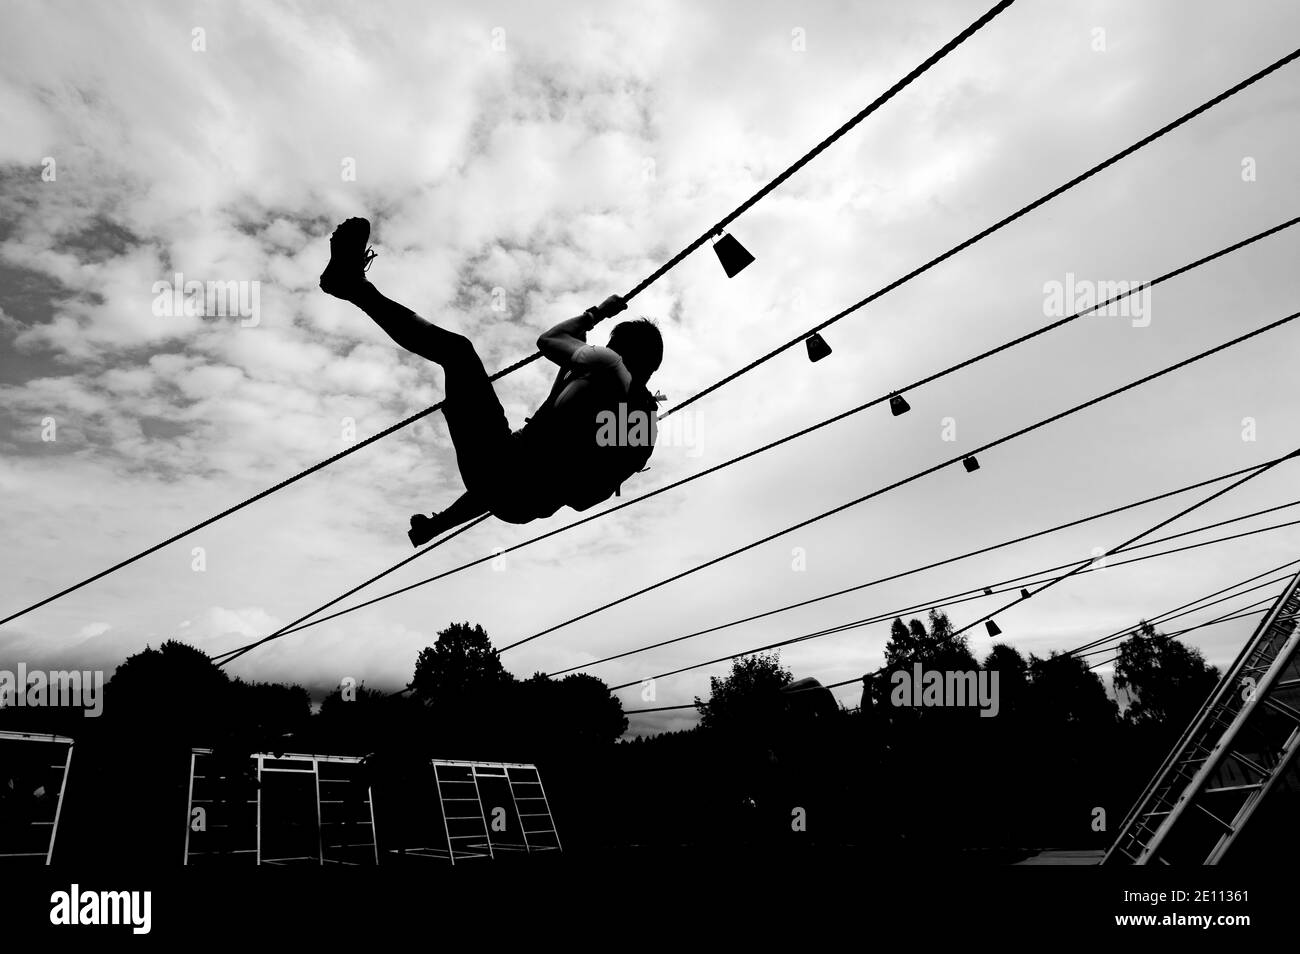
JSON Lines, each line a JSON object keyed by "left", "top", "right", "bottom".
{"left": 431, "top": 760, "right": 494, "bottom": 864}
{"left": 184, "top": 749, "right": 378, "bottom": 866}
{"left": 431, "top": 760, "right": 562, "bottom": 859}
{"left": 0, "top": 730, "right": 74, "bottom": 865}
{"left": 183, "top": 749, "right": 558, "bottom": 866}
{"left": 503, "top": 763, "right": 562, "bottom": 854}
{"left": 183, "top": 748, "right": 257, "bottom": 864}
{"left": 375, "top": 759, "right": 560, "bottom": 864}
{"left": 1105, "top": 565, "right": 1300, "bottom": 864}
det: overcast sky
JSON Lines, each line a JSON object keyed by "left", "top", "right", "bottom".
{"left": 2, "top": 0, "right": 1298, "bottom": 735}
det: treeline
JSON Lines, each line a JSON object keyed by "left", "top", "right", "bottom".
{"left": 573, "top": 610, "right": 1229, "bottom": 861}
{"left": 5, "top": 610, "right": 1287, "bottom": 864}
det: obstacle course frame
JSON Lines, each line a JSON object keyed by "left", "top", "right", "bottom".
{"left": 0, "top": 730, "right": 74, "bottom": 865}
{"left": 184, "top": 750, "right": 379, "bottom": 866}
{"left": 184, "top": 750, "right": 559, "bottom": 866}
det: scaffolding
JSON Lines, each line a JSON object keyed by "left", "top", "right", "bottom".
{"left": 1105, "top": 564, "right": 1300, "bottom": 864}
{"left": 0, "top": 730, "right": 74, "bottom": 864}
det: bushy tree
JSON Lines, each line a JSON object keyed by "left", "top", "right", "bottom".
{"left": 1113, "top": 622, "right": 1220, "bottom": 730}
{"left": 517, "top": 672, "right": 628, "bottom": 752}
{"left": 410, "top": 621, "right": 514, "bottom": 706}
{"left": 1026, "top": 651, "right": 1118, "bottom": 726}
{"left": 982, "top": 643, "right": 1029, "bottom": 717}
{"left": 695, "top": 652, "right": 793, "bottom": 735}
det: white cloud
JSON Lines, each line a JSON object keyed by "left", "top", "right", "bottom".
{"left": 73, "top": 621, "right": 111, "bottom": 640}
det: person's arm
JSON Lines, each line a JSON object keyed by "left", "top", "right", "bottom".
{"left": 537, "top": 294, "right": 626, "bottom": 367}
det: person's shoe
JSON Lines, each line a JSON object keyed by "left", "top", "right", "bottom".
{"left": 408, "top": 512, "right": 442, "bottom": 548}
{"left": 320, "top": 217, "right": 377, "bottom": 300}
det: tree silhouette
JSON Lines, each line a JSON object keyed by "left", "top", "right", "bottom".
{"left": 1113, "top": 621, "right": 1220, "bottom": 730}
{"left": 516, "top": 672, "right": 628, "bottom": 754}
{"left": 411, "top": 621, "right": 514, "bottom": 706}
{"left": 226, "top": 678, "right": 312, "bottom": 751}
{"left": 408, "top": 622, "right": 516, "bottom": 755}
{"left": 695, "top": 652, "right": 793, "bottom": 734}
{"left": 9, "top": 602, "right": 1240, "bottom": 863}
{"left": 982, "top": 643, "right": 1029, "bottom": 718}
{"left": 882, "top": 610, "right": 977, "bottom": 670}
{"left": 1026, "top": 651, "right": 1118, "bottom": 726}
{"left": 104, "top": 640, "right": 231, "bottom": 739}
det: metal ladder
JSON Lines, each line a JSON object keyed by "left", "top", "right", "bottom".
{"left": 1104, "top": 565, "right": 1300, "bottom": 864}
{"left": 432, "top": 761, "right": 493, "bottom": 864}
{"left": 505, "top": 763, "right": 562, "bottom": 853}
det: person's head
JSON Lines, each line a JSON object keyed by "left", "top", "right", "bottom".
{"left": 606, "top": 316, "right": 663, "bottom": 385}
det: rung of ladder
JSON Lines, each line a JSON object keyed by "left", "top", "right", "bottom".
{"left": 1262, "top": 696, "right": 1300, "bottom": 722}
{"left": 1226, "top": 750, "right": 1270, "bottom": 777}
{"left": 1198, "top": 800, "right": 1234, "bottom": 827}
{"left": 1204, "top": 782, "right": 1264, "bottom": 794}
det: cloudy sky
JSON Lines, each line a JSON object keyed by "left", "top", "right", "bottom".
{"left": 2, "top": 0, "right": 1298, "bottom": 734}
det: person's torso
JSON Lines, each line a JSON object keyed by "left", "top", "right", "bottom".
{"left": 515, "top": 364, "right": 656, "bottom": 511}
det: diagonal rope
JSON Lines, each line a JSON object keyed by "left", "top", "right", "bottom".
{"left": 623, "top": 491, "right": 1300, "bottom": 713}
{"left": 211, "top": 514, "right": 490, "bottom": 666}
{"left": 212, "top": 218, "right": 1299, "bottom": 662}
{"left": 497, "top": 309, "right": 1300, "bottom": 654}
{"left": 947, "top": 451, "right": 1300, "bottom": 640}
{"left": 1086, "top": 603, "right": 1279, "bottom": 671}
{"left": 1065, "top": 557, "right": 1300, "bottom": 658}
{"left": 547, "top": 483, "right": 1300, "bottom": 677}
{"left": 662, "top": 47, "right": 1300, "bottom": 417}
{"left": 0, "top": 0, "right": 1019, "bottom": 630}
{"left": 601, "top": 537, "right": 1300, "bottom": 692}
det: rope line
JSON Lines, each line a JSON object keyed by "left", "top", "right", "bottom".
{"left": 213, "top": 217, "right": 1300, "bottom": 661}
{"left": 623, "top": 484, "right": 1300, "bottom": 713}
{"left": 626, "top": 605, "right": 1274, "bottom": 711}
{"left": 1065, "top": 556, "right": 1300, "bottom": 658}
{"left": 546, "top": 477, "right": 1300, "bottom": 677}
{"left": 1086, "top": 603, "right": 1279, "bottom": 672}
{"left": 212, "top": 42, "right": 1300, "bottom": 658}
{"left": 497, "top": 309, "right": 1300, "bottom": 654}
{"left": 661, "top": 48, "right": 1300, "bottom": 418}
{"left": 945, "top": 450, "right": 1300, "bottom": 640}
{"left": 1074, "top": 589, "right": 1285, "bottom": 660}
{"left": 603, "top": 529, "right": 1300, "bottom": 692}
{"left": 619, "top": 0, "right": 1018, "bottom": 305}
{"left": 0, "top": 1, "right": 1017, "bottom": 630}
{"left": 211, "top": 514, "right": 490, "bottom": 666}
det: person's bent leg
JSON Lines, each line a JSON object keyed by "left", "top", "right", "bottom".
{"left": 409, "top": 491, "right": 491, "bottom": 547}
{"left": 345, "top": 283, "right": 510, "bottom": 475}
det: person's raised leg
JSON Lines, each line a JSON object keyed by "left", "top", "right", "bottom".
{"left": 320, "top": 217, "right": 469, "bottom": 366}
{"left": 320, "top": 217, "right": 515, "bottom": 535}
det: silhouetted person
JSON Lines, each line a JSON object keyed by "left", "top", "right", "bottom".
{"left": 320, "top": 217, "right": 664, "bottom": 546}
